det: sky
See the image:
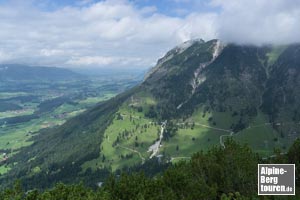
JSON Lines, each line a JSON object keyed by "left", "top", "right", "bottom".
{"left": 0, "top": 0, "right": 300, "bottom": 69}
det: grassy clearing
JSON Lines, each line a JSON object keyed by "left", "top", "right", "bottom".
{"left": 78, "top": 93, "right": 116, "bottom": 107}
{"left": 82, "top": 94, "right": 160, "bottom": 172}
{"left": 188, "top": 106, "right": 237, "bottom": 130}
{"left": 0, "top": 125, "right": 34, "bottom": 150}
{"left": 163, "top": 107, "right": 239, "bottom": 161}
{"left": 83, "top": 106, "right": 159, "bottom": 171}
{"left": 233, "top": 112, "right": 289, "bottom": 155}
{"left": 0, "top": 165, "right": 10, "bottom": 175}
{"left": 267, "top": 46, "right": 287, "bottom": 66}
{"left": 0, "top": 105, "right": 89, "bottom": 176}
{"left": 0, "top": 109, "right": 35, "bottom": 119}
{"left": 163, "top": 125, "right": 224, "bottom": 158}
{"left": 53, "top": 103, "right": 79, "bottom": 114}
{"left": 0, "top": 115, "right": 65, "bottom": 150}
{"left": 188, "top": 107, "right": 212, "bottom": 126}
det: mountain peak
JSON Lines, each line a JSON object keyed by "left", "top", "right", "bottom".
{"left": 155, "top": 39, "right": 207, "bottom": 67}
{"left": 174, "top": 38, "right": 205, "bottom": 52}
{"left": 144, "top": 39, "right": 223, "bottom": 82}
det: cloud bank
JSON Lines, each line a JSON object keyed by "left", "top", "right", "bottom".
{"left": 213, "top": 0, "right": 300, "bottom": 44}
{"left": 0, "top": 0, "right": 299, "bottom": 68}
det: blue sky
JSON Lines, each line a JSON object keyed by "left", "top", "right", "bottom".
{"left": 0, "top": 0, "right": 219, "bottom": 16}
{"left": 0, "top": 0, "right": 299, "bottom": 69}
{"left": 132, "top": 0, "right": 221, "bottom": 16}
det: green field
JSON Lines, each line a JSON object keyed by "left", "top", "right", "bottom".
{"left": 78, "top": 94, "right": 116, "bottom": 106}
{"left": 233, "top": 112, "right": 297, "bottom": 156}
{"left": 0, "top": 109, "right": 35, "bottom": 119}
{"left": 266, "top": 46, "right": 287, "bottom": 66}
{"left": 0, "top": 92, "right": 28, "bottom": 99}
{"left": 163, "top": 126, "right": 223, "bottom": 157}
{"left": 0, "top": 165, "right": 10, "bottom": 175}
{"left": 82, "top": 94, "right": 160, "bottom": 171}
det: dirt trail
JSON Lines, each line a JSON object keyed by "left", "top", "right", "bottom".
{"left": 117, "top": 145, "right": 145, "bottom": 163}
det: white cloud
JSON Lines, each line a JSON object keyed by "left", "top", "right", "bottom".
{"left": 66, "top": 55, "right": 150, "bottom": 68}
{"left": 212, "top": 0, "right": 300, "bottom": 44}
{"left": 67, "top": 56, "right": 117, "bottom": 66}
{"left": 0, "top": 0, "right": 219, "bottom": 68}
{"left": 0, "top": 50, "right": 12, "bottom": 62}
{"left": 0, "top": 0, "right": 299, "bottom": 69}
{"left": 40, "top": 49, "right": 65, "bottom": 57}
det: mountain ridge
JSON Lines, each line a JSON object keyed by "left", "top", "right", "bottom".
{"left": 0, "top": 64, "right": 84, "bottom": 81}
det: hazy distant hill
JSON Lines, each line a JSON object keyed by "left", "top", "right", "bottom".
{"left": 0, "top": 64, "right": 84, "bottom": 81}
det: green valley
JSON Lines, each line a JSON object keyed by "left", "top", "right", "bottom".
{"left": 0, "top": 66, "right": 142, "bottom": 178}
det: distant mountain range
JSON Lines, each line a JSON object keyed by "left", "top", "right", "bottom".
{"left": 1, "top": 39, "right": 300, "bottom": 189}
{"left": 0, "top": 64, "right": 84, "bottom": 81}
